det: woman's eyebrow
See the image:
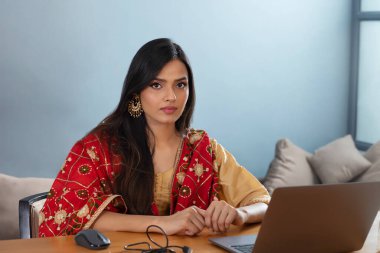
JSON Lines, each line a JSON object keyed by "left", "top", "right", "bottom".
{"left": 154, "top": 77, "right": 188, "bottom": 82}
{"left": 175, "top": 77, "right": 188, "bottom": 82}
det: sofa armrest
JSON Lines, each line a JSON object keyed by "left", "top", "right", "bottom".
{"left": 19, "top": 192, "right": 48, "bottom": 239}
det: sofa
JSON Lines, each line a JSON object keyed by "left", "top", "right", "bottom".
{"left": 0, "top": 173, "right": 53, "bottom": 240}
{"left": 263, "top": 135, "right": 380, "bottom": 195}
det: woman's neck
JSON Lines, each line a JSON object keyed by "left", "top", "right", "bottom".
{"left": 147, "top": 123, "right": 181, "bottom": 148}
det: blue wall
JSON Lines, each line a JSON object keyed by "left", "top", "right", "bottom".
{"left": 0, "top": 0, "right": 351, "bottom": 178}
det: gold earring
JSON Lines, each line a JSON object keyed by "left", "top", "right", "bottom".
{"left": 128, "top": 94, "right": 143, "bottom": 118}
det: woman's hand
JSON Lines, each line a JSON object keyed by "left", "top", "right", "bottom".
{"left": 161, "top": 206, "right": 206, "bottom": 236}
{"left": 204, "top": 199, "right": 248, "bottom": 233}
{"left": 94, "top": 203, "right": 266, "bottom": 236}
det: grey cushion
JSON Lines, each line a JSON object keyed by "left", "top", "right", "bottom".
{"left": 264, "top": 139, "right": 319, "bottom": 195}
{"left": 309, "top": 135, "right": 371, "bottom": 184}
{"left": 0, "top": 173, "right": 53, "bottom": 240}
{"left": 355, "top": 160, "right": 380, "bottom": 182}
{"left": 364, "top": 140, "right": 380, "bottom": 164}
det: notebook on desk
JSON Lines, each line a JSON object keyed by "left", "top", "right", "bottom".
{"left": 209, "top": 181, "right": 380, "bottom": 253}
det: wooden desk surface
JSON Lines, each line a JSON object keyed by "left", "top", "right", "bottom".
{"left": 1, "top": 213, "right": 379, "bottom": 253}
{"left": 0, "top": 224, "right": 258, "bottom": 253}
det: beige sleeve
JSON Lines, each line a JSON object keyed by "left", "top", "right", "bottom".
{"left": 211, "top": 139, "right": 271, "bottom": 208}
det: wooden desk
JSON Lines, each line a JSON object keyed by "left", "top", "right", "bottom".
{"left": 1, "top": 213, "right": 379, "bottom": 253}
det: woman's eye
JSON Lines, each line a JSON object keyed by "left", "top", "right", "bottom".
{"left": 150, "top": 82, "right": 162, "bottom": 89}
{"left": 177, "top": 82, "right": 187, "bottom": 88}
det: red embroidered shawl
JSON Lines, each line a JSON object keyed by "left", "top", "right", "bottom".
{"left": 38, "top": 129, "right": 219, "bottom": 237}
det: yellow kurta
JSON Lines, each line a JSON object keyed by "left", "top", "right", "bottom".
{"left": 154, "top": 138, "right": 270, "bottom": 215}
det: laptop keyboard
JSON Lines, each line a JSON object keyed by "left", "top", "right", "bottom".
{"left": 231, "top": 244, "right": 254, "bottom": 253}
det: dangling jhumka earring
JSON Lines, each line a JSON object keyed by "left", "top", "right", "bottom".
{"left": 128, "top": 94, "right": 144, "bottom": 118}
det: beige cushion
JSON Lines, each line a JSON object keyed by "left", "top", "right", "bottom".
{"left": 309, "top": 135, "right": 372, "bottom": 184}
{"left": 364, "top": 140, "right": 380, "bottom": 164}
{"left": 31, "top": 198, "right": 47, "bottom": 238}
{"left": 264, "top": 139, "right": 319, "bottom": 195}
{"left": 0, "top": 173, "right": 53, "bottom": 240}
{"left": 355, "top": 160, "right": 380, "bottom": 183}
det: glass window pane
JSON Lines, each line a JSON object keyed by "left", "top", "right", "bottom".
{"left": 357, "top": 21, "right": 380, "bottom": 144}
{"left": 361, "top": 0, "right": 380, "bottom": 11}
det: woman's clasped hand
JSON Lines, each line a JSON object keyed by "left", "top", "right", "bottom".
{"left": 163, "top": 199, "right": 248, "bottom": 236}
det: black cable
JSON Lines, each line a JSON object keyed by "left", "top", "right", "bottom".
{"left": 123, "top": 224, "right": 192, "bottom": 253}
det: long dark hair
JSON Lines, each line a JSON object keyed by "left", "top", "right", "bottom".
{"left": 91, "top": 38, "right": 195, "bottom": 214}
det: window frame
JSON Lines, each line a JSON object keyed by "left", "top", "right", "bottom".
{"left": 348, "top": 0, "right": 380, "bottom": 150}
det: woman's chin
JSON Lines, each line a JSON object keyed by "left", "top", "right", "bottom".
{"left": 146, "top": 117, "right": 179, "bottom": 127}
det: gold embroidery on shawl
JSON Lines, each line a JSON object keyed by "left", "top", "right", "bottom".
{"left": 189, "top": 159, "right": 209, "bottom": 183}
{"left": 176, "top": 172, "right": 186, "bottom": 185}
{"left": 213, "top": 160, "right": 219, "bottom": 172}
{"left": 77, "top": 204, "right": 90, "bottom": 218}
{"left": 78, "top": 164, "right": 91, "bottom": 175}
{"left": 86, "top": 146, "right": 100, "bottom": 162}
{"left": 177, "top": 203, "right": 186, "bottom": 209}
{"left": 197, "top": 174, "right": 212, "bottom": 206}
{"left": 94, "top": 134, "right": 110, "bottom": 173}
{"left": 189, "top": 132, "right": 202, "bottom": 144}
{"left": 83, "top": 195, "right": 124, "bottom": 230}
{"left": 54, "top": 208, "right": 68, "bottom": 231}
{"left": 194, "top": 163, "right": 204, "bottom": 177}
{"left": 179, "top": 185, "right": 191, "bottom": 198}
{"left": 56, "top": 177, "right": 99, "bottom": 189}
{"left": 60, "top": 162, "right": 66, "bottom": 173}
{"left": 76, "top": 189, "right": 89, "bottom": 200}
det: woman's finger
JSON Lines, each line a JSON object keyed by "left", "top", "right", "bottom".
{"left": 224, "top": 208, "right": 237, "bottom": 230}
{"left": 217, "top": 205, "right": 230, "bottom": 232}
{"left": 205, "top": 202, "right": 216, "bottom": 228}
{"left": 210, "top": 203, "right": 223, "bottom": 232}
{"left": 184, "top": 222, "right": 198, "bottom": 236}
{"left": 189, "top": 207, "right": 205, "bottom": 231}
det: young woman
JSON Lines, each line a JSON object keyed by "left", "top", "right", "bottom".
{"left": 38, "top": 38, "right": 270, "bottom": 237}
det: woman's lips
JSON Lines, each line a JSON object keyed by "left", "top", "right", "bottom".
{"left": 160, "top": 106, "right": 177, "bottom": 114}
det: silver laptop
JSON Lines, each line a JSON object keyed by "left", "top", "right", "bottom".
{"left": 209, "top": 181, "right": 380, "bottom": 253}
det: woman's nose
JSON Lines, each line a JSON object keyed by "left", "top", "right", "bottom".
{"left": 164, "top": 87, "right": 177, "bottom": 101}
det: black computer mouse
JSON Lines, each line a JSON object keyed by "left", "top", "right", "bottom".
{"left": 74, "top": 229, "right": 111, "bottom": 250}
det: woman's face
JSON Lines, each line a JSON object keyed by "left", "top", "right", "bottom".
{"left": 140, "top": 59, "right": 189, "bottom": 128}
